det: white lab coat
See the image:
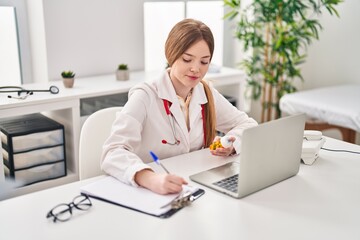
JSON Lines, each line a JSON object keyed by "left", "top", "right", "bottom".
{"left": 101, "top": 71, "right": 257, "bottom": 186}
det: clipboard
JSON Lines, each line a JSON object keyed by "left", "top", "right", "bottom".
{"left": 80, "top": 176, "right": 205, "bottom": 218}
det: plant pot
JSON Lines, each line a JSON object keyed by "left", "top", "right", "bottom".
{"left": 116, "top": 70, "right": 129, "bottom": 81}
{"left": 63, "top": 77, "right": 75, "bottom": 88}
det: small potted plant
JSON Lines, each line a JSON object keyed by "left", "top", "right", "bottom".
{"left": 61, "top": 70, "right": 75, "bottom": 88}
{"left": 116, "top": 64, "right": 129, "bottom": 81}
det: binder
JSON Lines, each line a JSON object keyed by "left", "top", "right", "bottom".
{"left": 80, "top": 176, "right": 205, "bottom": 218}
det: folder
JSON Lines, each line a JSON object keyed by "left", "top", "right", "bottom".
{"left": 80, "top": 176, "right": 205, "bottom": 218}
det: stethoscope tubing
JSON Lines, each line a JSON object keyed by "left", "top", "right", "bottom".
{"left": 0, "top": 85, "right": 59, "bottom": 95}
{"left": 0, "top": 86, "right": 25, "bottom": 93}
{"left": 162, "top": 99, "right": 206, "bottom": 146}
{"left": 163, "top": 99, "right": 181, "bottom": 145}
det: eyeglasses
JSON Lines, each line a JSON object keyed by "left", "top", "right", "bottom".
{"left": 46, "top": 194, "right": 92, "bottom": 222}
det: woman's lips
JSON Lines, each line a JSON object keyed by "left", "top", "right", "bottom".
{"left": 187, "top": 75, "right": 199, "bottom": 80}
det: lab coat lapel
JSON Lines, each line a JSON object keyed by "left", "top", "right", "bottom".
{"left": 157, "top": 71, "right": 177, "bottom": 103}
{"left": 156, "top": 72, "right": 190, "bottom": 146}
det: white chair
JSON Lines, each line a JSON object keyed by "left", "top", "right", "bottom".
{"left": 79, "top": 107, "right": 123, "bottom": 180}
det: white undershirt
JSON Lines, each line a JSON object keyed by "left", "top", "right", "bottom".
{"left": 177, "top": 89, "right": 193, "bottom": 131}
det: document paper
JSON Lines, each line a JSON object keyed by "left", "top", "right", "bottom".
{"left": 80, "top": 176, "right": 197, "bottom": 216}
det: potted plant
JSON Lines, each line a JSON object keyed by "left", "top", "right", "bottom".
{"left": 116, "top": 64, "right": 129, "bottom": 81}
{"left": 61, "top": 70, "right": 75, "bottom": 88}
{"left": 224, "top": 0, "right": 342, "bottom": 122}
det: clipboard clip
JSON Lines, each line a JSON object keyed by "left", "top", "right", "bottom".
{"left": 170, "top": 191, "right": 193, "bottom": 209}
{"left": 163, "top": 188, "right": 204, "bottom": 210}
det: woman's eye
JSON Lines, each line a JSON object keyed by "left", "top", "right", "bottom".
{"left": 201, "top": 61, "right": 209, "bottom": 65}
{"left": 183, "top": 58, "right": 191, "bottom": 63}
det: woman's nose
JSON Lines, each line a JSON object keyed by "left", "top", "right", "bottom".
{"left": 190, "top": 65, "right": 200, "bottom": 73}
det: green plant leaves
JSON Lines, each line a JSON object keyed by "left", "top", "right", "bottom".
{"left": 224, "top": 0, "right": 342, "bottom": 120}
{"left": 61, "top": 71, "right": 75, "bottom": 78}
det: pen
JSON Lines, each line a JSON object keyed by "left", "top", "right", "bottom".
{"left": 149, "top": 151, "right": 202, "bottom": 208}
{"left": 149, "top": 151, "right": 170, "bottom": 174}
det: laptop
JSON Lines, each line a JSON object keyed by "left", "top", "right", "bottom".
{"left": 190, "top": 114, "right": 306, "bottom": 198}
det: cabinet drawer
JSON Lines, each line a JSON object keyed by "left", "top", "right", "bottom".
{"left": 1, "top": 129, "right": 64, "bottom": 152}
{"left": 4, "top": 161, "right": 66, "bottom": 186}
{"left": 2, "top": 145, "right": 65, "bottom": 169}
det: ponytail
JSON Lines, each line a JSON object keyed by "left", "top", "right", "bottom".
{"left": 201, "top": 80, "right": 216, "bottom": 147}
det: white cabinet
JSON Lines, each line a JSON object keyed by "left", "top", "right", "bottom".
{"left": 0, "top": 99, "right": 80, "bottom": 198}
{"left": 0, "top": 67, "right": 246, "bottom": 198}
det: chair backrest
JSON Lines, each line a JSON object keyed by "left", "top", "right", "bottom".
{"left": 79, "top": 107, "right": 123, "bottom": 180}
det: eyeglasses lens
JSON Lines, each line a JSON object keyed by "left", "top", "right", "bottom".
{"left": 50, "top": 204, "right": 72, "bottom": 222}
{"left": 73, "top": 195, "right": 92, "bottom": 210}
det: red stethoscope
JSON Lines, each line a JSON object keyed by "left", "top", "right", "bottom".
{"left": 162, "top": 99, "right": 206, "bottom": 146}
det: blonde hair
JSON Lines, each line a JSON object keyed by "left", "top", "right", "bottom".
{"left": 200, "top": 80, "right": 216, "bottom": 147}
{"left": 165, "top": 19, "right": 216, "bottom": 147}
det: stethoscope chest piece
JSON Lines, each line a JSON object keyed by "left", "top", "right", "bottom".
{"left": 161, "top": 139, "right": 180, "bottom": 145}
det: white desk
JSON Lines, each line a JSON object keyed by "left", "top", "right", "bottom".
{"left": 1, "top": 137, "right": 359, "bottom": 240}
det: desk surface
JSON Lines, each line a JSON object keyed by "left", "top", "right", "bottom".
{"left": 1, "top": 137, "right": 360, "bottom": 240}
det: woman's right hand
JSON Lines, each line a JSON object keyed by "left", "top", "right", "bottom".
{"left": 210, "top": 136, "right": 236, "bottom": 157}
{"left": 134, "top": 169, "right": 188, "bottom": 195}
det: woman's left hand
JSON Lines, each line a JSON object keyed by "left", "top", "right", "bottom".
{"left": 210, "top": 136, "right": 236, "bottom": 157}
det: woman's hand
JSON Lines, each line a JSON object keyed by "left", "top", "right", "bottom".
{"left": 210, "top": 136, "right": 236, "bottom": 157}
{"left": 134, "top": 169, "right": 188, "bottom": 195}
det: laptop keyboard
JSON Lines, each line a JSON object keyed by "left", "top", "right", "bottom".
{"left": 213, "top": 174, "right": 238, "bottom": 193}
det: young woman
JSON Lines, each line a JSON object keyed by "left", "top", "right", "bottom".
{"left": 101, "top": 19, "right": 257, "bottom": 195}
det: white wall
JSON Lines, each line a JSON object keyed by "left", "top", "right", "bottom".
{"left": 26, "top": 0, "right": 360, "bottom": 87}
{"left": 29, "top": 0, "right": 145, "bottom": 82}
{"left": 0, "top": 0, "right": 33, "bottom": 83}
{"left": 27, "top": 0, "right": 48, "bottom": 84}
{"left": 29, "top": 0, "right": 233, "bottom": 83}
{"left": 0, "top": 6, "right": 22, "bottom": 85}
{"left": 300, "top": 0, "right": 360, "bottom": 90}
